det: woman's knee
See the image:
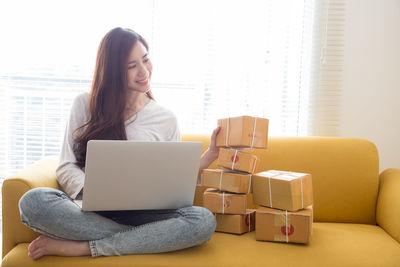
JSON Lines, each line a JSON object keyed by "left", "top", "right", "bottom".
{"left": 199, "top": 207, "right": 217, "bottom": 239}
{"left": 182, "top": 206, "right": 216, "bottom": 242}
{"left": 19, "top": 187, "right": 63, "bottom": 222}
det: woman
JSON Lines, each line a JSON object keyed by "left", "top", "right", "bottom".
{"left": 18, "top": 27, "right": 219, "bottom": 260}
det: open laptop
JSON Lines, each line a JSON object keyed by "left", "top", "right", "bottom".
{"left": 77, "top": 140, "right": 203, "bottom": 211}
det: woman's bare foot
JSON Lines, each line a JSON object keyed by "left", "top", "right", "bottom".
{"left": 28, "top": 235, "right": 91, "bottom": 260}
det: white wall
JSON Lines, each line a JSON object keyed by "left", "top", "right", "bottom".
{"left": 341, "top": 0, "right": 400, "bottom": 172}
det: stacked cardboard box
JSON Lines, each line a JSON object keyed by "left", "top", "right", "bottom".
{"left": 200, "top": 115, "right": 313, "bottom": 242}
{"left": 217, "top": 148, "right": 259, "bottom": 174}
{"left": 256, "top": 206, "right": 313, "bottom": 244}
{"left": 216, "top": 115, "right": 269, "bottom": 149}
{"left": 253, "top": 170, "right": 314, "bottom": 244}
{"left": 202, "top": 116, "right": 269, "bottom": 234}
{"left": 215, "top": 210, "right": 256, "bottom": 234}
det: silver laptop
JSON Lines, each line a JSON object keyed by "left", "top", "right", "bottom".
{"left": 79, "top": 140, "right": 203, "bottom": 211}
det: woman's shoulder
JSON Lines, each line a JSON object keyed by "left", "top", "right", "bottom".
{"left": 70, "top": 92, "right": 90, "bottom": 120}
{"left": 72, "top": 92, "right": 89, "bottom": 107}
{"left": 145, "top": 100, "right": 180, "bottom": 140}
{"left": 71, "top": 92, "right": 89, "bottom": 112}
{"left": 147, "top": 100, "right": 177, "bottom": 120}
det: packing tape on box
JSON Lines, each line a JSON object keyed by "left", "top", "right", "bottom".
{"left": 268, "top": 177, "right": 273, "bottom": 207}
{"left": 311, "top": 205, "right": 313, "bottom": 234}
{"left": 267, "top": 171, "right": 305, "bottom": 209}
{"left": 252, "top": 156, "right": 258, "bottom": 174}
{"left": 231, "top": 149, "right": 238, "bottom": 170}
{"left": 247, "top": 212, "right": 251, "bottom": 232}
{"left": 300, "top": 178, "right": 303, "bottom": 208}
{"left": 285, "top": 210, "right": 289, "bottom": 243}
{"left": 274, "top": 210, "right": 291, "bottom": 243}
{"left": 222, "top": 192, "right": 225, "bottom": 214}
{"left": 250, "top": 117, "right": 257, "bottom": 148}
{"left": 224, "top": 117, "right": 257, "bottom": 148}
{"left": 219, "top": 170, "right": 224, "bottom": 190}
{"left": 248, "top": 175, "right": 252, "bottom": 194}
{"left": 225, "top": 118, "right": 230, "bottom": 147}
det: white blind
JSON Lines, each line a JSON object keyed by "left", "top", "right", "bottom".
{"left": 150, "top": 0, "right": 319, "bottom": 136}
{"left": 0, "top": 0, "right": 334, "bottom": 180}
{"left": 0, "top": 70, "right": 89, "bottom": 175}
{"left": 309, "top": 0, "right": 346, "bottom": 136}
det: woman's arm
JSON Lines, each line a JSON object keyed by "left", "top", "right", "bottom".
{"left": 56, "top": 93, "right": 89, "bottom": 199}
{"left": 197, "top": 127, "right": 221, "bottom": 184}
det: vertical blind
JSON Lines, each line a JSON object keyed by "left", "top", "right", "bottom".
{"left": 0, "top": 0, "right": 346, "bottom": 180}
{"left": 309, "top": 0, "right": 346, "bottom": 136}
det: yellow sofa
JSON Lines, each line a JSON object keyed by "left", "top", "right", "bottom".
{"left": 2, "top": 135, "right": 400, "bottom": 266}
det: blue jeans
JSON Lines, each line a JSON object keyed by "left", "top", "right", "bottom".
{"left": 18, "top": 187, "right": 216, "bottom": 257}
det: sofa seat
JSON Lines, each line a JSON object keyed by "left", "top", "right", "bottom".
{"left": 3, "top": 222, "right": 400, "bottom": 267}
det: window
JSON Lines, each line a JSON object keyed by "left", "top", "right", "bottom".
{"left": 0, "top": 0, "right": 345, "bottom": 180}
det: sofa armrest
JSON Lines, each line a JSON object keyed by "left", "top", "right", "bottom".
{"left": 2, "top": 156, "right": 59, "bottom": 258}
{"left": 376, "top": 168, "right": 400, "bottom": 243}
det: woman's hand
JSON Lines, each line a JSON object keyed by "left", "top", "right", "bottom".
{"left": 197, "top": 127, "right": 221, "bottom": 184}
{"left": 207, "top": 126, "right": 221, "bottom": 161}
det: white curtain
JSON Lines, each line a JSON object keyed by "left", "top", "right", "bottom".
{"left": 0, "top": 0, "right": 345, "bottom": 179}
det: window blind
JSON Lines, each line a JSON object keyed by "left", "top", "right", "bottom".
{"left": 308, "top": 0, "right": 346, "bottom": 136}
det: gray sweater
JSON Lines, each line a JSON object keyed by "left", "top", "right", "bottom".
{"left": 56, "top": 92, "right": 180, "bottom": 199}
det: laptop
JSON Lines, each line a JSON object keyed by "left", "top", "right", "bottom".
{"left": 77, "top": 140, "right": 203, "bottom": 211}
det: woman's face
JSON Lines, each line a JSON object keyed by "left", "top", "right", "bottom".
{"left": 126, "top": 41, "right": 152, "bottom": 93}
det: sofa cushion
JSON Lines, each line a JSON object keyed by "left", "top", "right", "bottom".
{"left": 3, "top": 223, "right": 399, "bottom": 267}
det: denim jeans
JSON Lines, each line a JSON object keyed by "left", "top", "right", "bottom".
{"left": 18, "top": 187, "right": 216, "bottom": 257}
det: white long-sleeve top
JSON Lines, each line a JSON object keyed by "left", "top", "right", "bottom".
{"left": 56, "top": 92, "right": 181, "bottom": 199}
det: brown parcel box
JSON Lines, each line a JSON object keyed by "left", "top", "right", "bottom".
{"left": 216, "top": 116, "right": 269, "bottom": 148}
{"left": 217, "top": 148, "right": 259, "bottom": 174}
{"left": 252, "top": 170, "right": 313, "bottom": 211}
{"left": 256, "top": 206, "right": 313, "bottom": 244}
{"left": 215, "top": 209, "right": 256, "bottom": 234}
{"left": 203, "top": 188, "right": 247, "bottom": 214}
{"left": 202, "top": 169, "right": 252, "bottom": 194}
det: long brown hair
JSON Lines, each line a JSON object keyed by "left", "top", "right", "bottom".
{"left": 74, "top": 27, "right": 154, "bottom": 168}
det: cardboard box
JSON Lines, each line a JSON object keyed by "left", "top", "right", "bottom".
{"left": 203, "top": 188, "right": 247, "bottom": 214}
{"left": 252, "top": 170, "right": 313, "bottom": 211}
{"left": 193, "top": 185, "right": 209, "bottom": 207}
{"left": 201, "top": 169, "right": 252, "bottom": 194}
{"left": 216, "top": 116, "right": 269, "bottom": 149}
{"left": 217, "top": 148, "right": 259, "bottom": 174}
{"left": 215, "top": 209, "right": 256, "bottom": 234}
{"left": 256, "top": 206, "right": 313, "bottom": 244}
